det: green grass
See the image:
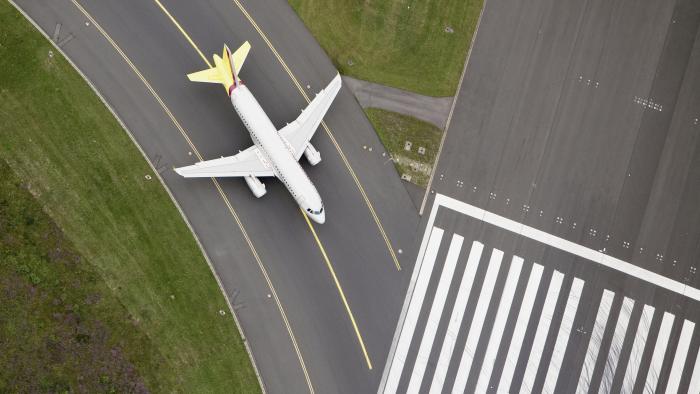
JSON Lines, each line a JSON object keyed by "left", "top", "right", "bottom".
{"left": 289, "top": 0, "right": 483, "bottom": 97}
{"left": 366, "top": 108, "right": 442, "bottom": 187}
{"left": 0, "top": 3, "right": 260, "bottom": 392}
{"left": 0, "top": 159, "right": 159, "bottom": 392}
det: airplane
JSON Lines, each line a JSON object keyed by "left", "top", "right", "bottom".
{"left": 174, "top": 41, "right": 342, "bottom": 224}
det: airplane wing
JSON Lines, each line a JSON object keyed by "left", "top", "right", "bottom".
{"left": 278, "top": 73, "right": 342, "bottom": 160}
{"left": 174, "top": 145, "right": 274, "bottom": 178}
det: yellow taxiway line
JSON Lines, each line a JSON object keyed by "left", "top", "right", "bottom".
{"left": 151, "top": 0, "right": 211, "bottom": 67}
{"left": 150, "top": 0, "right": 373, "bottom": 370}
{"left": 68, "top": 0, "right": 315, "bottom": 391}
{"left": 300, "top": 209, "right": 373, "bottom": 369}
{"left": 230, "top": 0, "right": 401, "bottom": 272}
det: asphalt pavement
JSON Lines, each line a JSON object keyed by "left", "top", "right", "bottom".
{"left": 13, "top": 0, "right": 422, "bottom": 392}
{"left": 342, "top": 76, "right": 453, "bottom": 129}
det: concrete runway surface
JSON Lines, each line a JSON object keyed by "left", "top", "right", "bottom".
{"left": 381, "top": 0, "right": 700, "bottom": 392}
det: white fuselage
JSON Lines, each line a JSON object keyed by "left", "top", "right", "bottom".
{"left": 230, "top": 85, "right": 325, "bottom": 223}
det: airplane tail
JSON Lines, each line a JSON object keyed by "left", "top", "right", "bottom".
{"left": 187, "top": 41, "right": 251, "bottom": 94}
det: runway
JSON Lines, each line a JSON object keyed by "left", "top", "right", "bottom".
{"left": 381, "top": 0, "right": 700, "bottom": 391}
{"left": 382, "top": 195, "right": 700, "bottom": 393}
{"left": 12, "top": 0, "right": 422, "bottom": 392}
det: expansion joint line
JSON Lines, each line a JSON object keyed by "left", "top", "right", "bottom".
{"left": 68, "top": 0, "right": 313, "bottom": 392}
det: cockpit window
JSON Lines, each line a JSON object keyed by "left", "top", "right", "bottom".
{"left": 307, "top": 203, "right": 323, "bottom": 215}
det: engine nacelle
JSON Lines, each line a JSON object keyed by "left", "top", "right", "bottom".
{"left": 244, "top": 175, "right": 267, "bottom": 198}
{"left": 304, "top": 143, "right": 322, "bottom": 166}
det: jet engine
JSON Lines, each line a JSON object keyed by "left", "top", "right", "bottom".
{"left": 304, "top": 143, "right": 322, "bottom": 166}
{"left": 244, "top": 175, "right": 267, "bottom": 198}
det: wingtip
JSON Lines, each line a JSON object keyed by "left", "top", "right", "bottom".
{"left": 327, "top": 73, "right": 342, "bottom": 91}
{"left": 332, "top": 73, "right": 342, "bottom": 91}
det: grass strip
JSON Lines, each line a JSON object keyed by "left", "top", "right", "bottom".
{"left": 0, "top": 3, "right": 260, "bottom": 392}
{"left": 365, "top": 108, "right": 442, "bottom": 187}
{"left": 0, "top": 159, "right": 158, "bottom": 392}
{"left": 289, "top": 0, "right": 483, "bottom": 97}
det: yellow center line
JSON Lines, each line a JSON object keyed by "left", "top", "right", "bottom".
{"left": 68, "top": 1, "right": 314, "bottom": 392}
{"left": 147, "top": 0, "right": 373, "bottom": 370}
{"left": 300, "top": 209, "right": 373, "bottom": 369}
{"left": 229, "top": 0, "right": 401, "bottom": 271}
{"left": 152, "top": 0, "right": 211, "bottom": 68}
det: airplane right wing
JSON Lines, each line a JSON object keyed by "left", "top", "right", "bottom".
{"left": 174, "top": 145, "right": 274, "bottom": 178}
{"left": 278, "top": 73, "right": 342, "bottom": 160}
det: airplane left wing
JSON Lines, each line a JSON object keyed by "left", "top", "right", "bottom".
{"left": 278, "top": 73, "right": 342, "bottom": 160}
{"left": 174, "top": 145, "right": 274, "bottom": 178}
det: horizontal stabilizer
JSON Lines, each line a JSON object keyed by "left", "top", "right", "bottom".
{"left": 187, "top": 67, "right": 224, "bottom": 84}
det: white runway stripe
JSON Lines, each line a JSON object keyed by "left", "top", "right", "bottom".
{"left": 688, "top": 344, "right": 700, "bottom": 394}
{"left": 451, "top": 248, "right": 504, "bottom": 393}
{"left": 543, "top": 277, "right": 585, "bottom": 393}
{"left": 665, "top": 319, "right": 695, "bottom": 394}
{"left": 383, "top": 227, "right": 444, "bottom": 394}
{"left": 576, "top": 289, "right": 615, "bottom": 394}
{"left": 519, "top": 270, "right": 565, "bottom": 394}
{"left": 498, "top": 264, "right": 544, "bottom": 392}
{"left": 429, "top": 242, "right": 484, "bottom": 394}
{"left": 474, "top": 256, "right": 524, "bottom": 393}
{"left": 432, "top": 194, "right": 700, "bottom": 301}
{"left": 599, "top": 297, "right": 635, "bottom": 394}
{"left": 622, "top": 304, "right": 655, "bottom": 392}
{"left": 643, "top": 312, "right": 674, "bottom": 392}
{"left": 407, "top": 234, "right": 464, "bottom": 393}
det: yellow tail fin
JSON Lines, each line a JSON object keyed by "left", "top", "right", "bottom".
{"left": 187, "top": 66, "right": 223, "bottom": 84}
{"left": 186, "top": 41, "right": 251, "bottom": 91}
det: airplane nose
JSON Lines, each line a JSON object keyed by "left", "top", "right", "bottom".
{"left": 315, "top": 211, "right": 326, "bottom": 224}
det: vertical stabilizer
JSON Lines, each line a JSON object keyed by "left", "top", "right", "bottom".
{"left": 222, "top": 45, "right": 237, "bottom": 89}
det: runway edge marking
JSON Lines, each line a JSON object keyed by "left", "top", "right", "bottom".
{"left": 151, "top": 0, "right": 373, "bottom": 371}
{"left": 230, "top": 0, "right": 401, "bottom": 271}
{"left": 418, "top": 0, "right": 490, "bottom": 216}
{"left": 378, "top": 192, "right": 443, "bottom": 393}
{"left": 65, "top": 1, "right": 313, "bottom": 392}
